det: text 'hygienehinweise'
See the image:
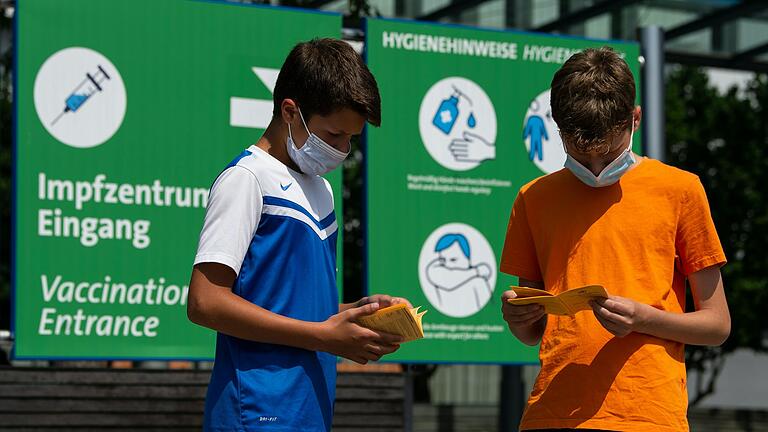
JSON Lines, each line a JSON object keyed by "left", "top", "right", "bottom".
{"left": 382, "top": 31, "right": 583, "bottom": 63}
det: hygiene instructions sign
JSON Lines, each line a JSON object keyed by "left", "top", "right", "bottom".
{"left": 14, "top": 0, "right": 341, "bottom": 359}
{"left": 365, "top": 18, "right": 640, "bottom": 363}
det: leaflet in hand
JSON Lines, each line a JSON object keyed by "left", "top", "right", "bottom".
{"left": 356, "top": 303, "right": 427, "bottom": 342}
{"left": 506, "top": 285, "right": 607, "bottom": 316}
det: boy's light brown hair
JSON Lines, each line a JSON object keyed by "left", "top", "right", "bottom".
{"left": 550, "top": 47, "right": 636, "bottom": 154}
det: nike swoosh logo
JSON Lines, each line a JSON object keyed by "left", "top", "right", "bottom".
{"left": 280, "top": 182, "right": 292, "bottom": 191}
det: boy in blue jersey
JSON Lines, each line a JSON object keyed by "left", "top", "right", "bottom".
{"left": 188, "top": 38, "right": 410, "bottom": 432}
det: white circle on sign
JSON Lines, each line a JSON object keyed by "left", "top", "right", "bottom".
{"left": 34, "top": 47, "right": 127, "bottom": 148}
{"left": 418, "top": 222, "right": 497, "bottom": 318}
{"left": 522, "top": 89, "right": 565, "bottom": 174}
{"left": 418, "top": 77, "right": 497, "bottom": 171}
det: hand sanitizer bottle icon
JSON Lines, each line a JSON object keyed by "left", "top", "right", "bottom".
{"left": 432, "top": 94, "right": 460, "bottom": 135}
{"left": 431, "top": 86, "right": 473, "bottom": 136}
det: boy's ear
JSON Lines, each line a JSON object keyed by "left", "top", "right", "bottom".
{"left": 633, "top": 106, "right": 642, "bottom": 130}
{"left": 280, "top": 98, "right": 298, "bottom": 124}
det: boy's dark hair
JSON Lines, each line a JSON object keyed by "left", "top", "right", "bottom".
{"left": 550, "top": 47, "right": 635, "bottom": 154}
{"left": 273, "top": 38, "right": 381, "bottom": 127}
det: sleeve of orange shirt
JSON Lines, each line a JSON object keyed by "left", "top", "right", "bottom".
{"left": 500, "top": 191, "right": 543, "bottom": 282}
{"left": 675, "top": 176, "right": 727, "bottom": 275}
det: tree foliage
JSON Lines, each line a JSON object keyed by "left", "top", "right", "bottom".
{"left": 665, "top": 66, "right": 768, "bottom": 405}
{"left": 1, "top": 12, "right": 13, "bottom": 330}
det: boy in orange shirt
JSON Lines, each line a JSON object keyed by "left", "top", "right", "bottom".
{"left": 499, "top": 47, "right": 731, "bottom": 431}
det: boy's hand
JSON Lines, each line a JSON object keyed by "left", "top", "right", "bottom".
{"left": 319, "top": 302, "right": 404, "bottom": 364}
{"left": 590, "top": 295, "right": 649, "bottom": 337}
{"left": 355, "top": 294, "right": 413, "bottom": 309}
{"left": 501, "top": 290, "right": 545, "bottom": 329}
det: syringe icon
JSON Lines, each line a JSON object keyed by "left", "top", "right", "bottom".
{"left": 50, "top": 65, "right": 111, "bottom": 126}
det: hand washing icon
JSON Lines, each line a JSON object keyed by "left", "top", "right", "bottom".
{"left": 419, "top": 77, "right": 497, "bottom": 172}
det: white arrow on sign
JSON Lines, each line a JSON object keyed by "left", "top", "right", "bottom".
{"left": 230, "top": 67, "right": 280, "bottom": 129}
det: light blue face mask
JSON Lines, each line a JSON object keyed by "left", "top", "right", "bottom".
{"left": 287, "top": 108, "right": 350, "bottom": 176}
{"left": 564, "top": 126, "right": 636, "bottom": 187}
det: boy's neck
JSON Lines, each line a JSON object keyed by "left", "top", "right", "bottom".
{"left": 256, "top": 118, "right": 302, "bottom": 173}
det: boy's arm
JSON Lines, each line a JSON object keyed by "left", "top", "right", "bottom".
{"left": 499, "top": 191, "right": 547, "bottom": 346}
{"left": 591, "top": 265, "right": 730, "bottom": 346}
{"left": 188, "top": 262, "right": 403, "bottom": 364}
{"left": 501, "top": 277, "right": 548, "bottom": 346}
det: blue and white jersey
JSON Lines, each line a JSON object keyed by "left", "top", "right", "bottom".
{"left": 194, "top": 145, "right": 339, "bottom": 432}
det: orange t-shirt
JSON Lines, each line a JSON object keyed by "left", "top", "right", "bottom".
{"left": 500, "top": 158, "right": 726, "bottom": 432}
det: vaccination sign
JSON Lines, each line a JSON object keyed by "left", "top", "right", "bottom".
{"left": 14, "top": 0, "right": 341, "bottom": 359}
{"left": 365, "top": 18, "right": 640, "bottom": 363}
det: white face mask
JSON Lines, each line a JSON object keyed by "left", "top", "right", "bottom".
{"left": 287, "top": 108, "right": 350, "bottom": 176}
{"left": 564, "top": 125, "right": 636, "bottom": 187}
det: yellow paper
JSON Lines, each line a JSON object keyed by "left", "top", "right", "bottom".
{"left": 356, "top": 303, "right": 427, "bottom": 342}
{"left": 506, "top": 285, "right": 607, "bottom": 316}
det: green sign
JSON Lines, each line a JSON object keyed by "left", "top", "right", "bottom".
{"left": 365, "top": 18, "right": 641, "bottom": 363}
{"left": 13, "top": 0, "right": 342, "bottom": 359}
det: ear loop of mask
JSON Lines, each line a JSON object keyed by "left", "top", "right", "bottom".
{"left": 285, "top": 106, "right": 312, "bottom": 147}
{"left": 286, "top": 106, "right": 302, "bottom": 150}
{"left": 297, "top": 107, "right": 311, "bottom": 136}
{"left": 626, "top": 118, "right": 635, "bottom": 153}
{"left": 596, "top": 124, "right": 635, "bottom": 181}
